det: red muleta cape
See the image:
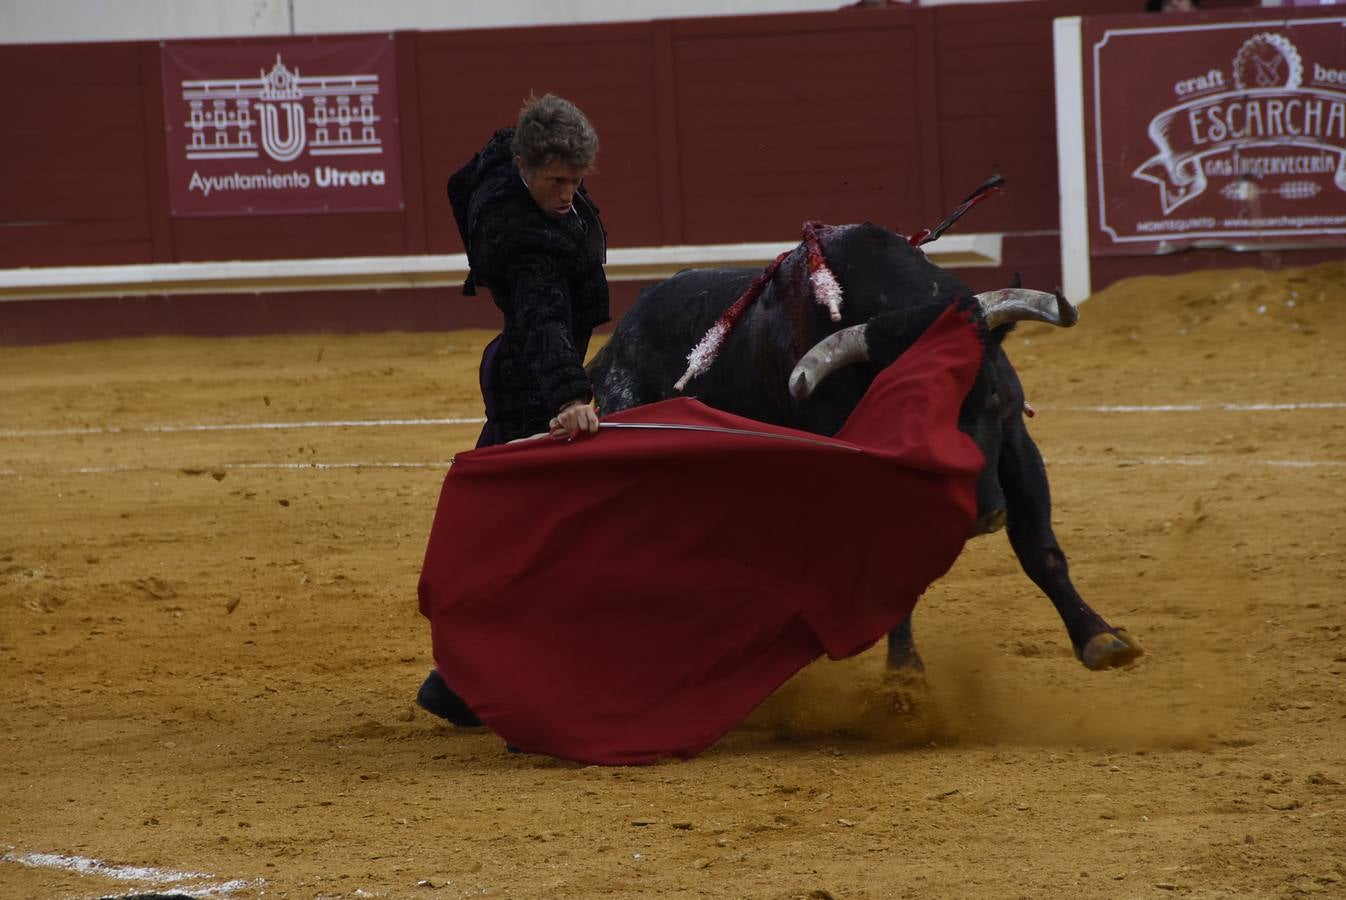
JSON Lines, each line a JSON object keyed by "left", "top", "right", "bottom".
{"left": 418, "top": 305, "right": 986, "bottom": 765}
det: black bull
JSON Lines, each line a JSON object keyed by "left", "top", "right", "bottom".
{"left": 586, "top": 221, "right": 1143, "bottom": 672}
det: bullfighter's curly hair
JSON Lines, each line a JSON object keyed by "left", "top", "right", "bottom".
{"left": 512, "top": 93, "right": 599, "bottom": 171}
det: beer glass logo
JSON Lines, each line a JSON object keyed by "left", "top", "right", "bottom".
{"left": 1232, "top": 33, "right": 1301, "bottom": 91}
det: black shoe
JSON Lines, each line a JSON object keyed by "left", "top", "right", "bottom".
{"left": 416, "top": 670, "right": 483, "bottom": 727}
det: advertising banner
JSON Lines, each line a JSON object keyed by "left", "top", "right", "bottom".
{"left": 1085, "top": 15, "right": 1346, "bottom": 254}
{"left": 161, "top": 35, "right": 404, "bottom": 217}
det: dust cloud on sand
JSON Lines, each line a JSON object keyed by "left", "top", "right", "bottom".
{"left": 744, "top": 629, "right": 1244, "bottom": 754}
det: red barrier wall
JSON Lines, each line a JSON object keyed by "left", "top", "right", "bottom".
{"left": 4, "top": 0, "right": 1295, "bottom": 345}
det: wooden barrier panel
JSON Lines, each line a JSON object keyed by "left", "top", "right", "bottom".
{"left": 9, "top": 0, "right": 1320, "bottom": 342}
{"left": 0, "top": 6, "right": 1052, "bottom": 274}
{"left": 1, "top": 43, "right": 156, "bottom": 267}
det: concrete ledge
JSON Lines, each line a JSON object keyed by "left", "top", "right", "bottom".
{"left": 0, "top": 234, "right": 1002, "bottom": 302}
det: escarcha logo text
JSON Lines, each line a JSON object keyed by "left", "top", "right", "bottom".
{"left": 1134, "top": 32, "right": 1346, "bottom": 215}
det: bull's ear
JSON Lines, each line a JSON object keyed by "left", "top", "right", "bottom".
{"left": 1009, "top": 272, "right": 1022, "bottom": 289}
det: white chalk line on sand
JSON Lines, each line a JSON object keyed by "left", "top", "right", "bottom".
{"left": 1, "top": 405, "right": 1343, "bottom": 477}
{"left": 0, "top": 848, "right": 261, "bottom": 896}
{"left": 1, "top": 399, "right": 1341, "bottom": 440}
{"left": 58, "top": 460, "right": 454, "bottom": 474}
{"left": 1056, "top": 455, "right": 1346, "bottom": 469}
{"left": 1071, "top": 401, "right": 1346, "bottom": 413}
{"left": 1, "top": 455, "right": 1344, "bottom": 479}
{"left": 0, "top": 415, "right": 487, "bottom": 438}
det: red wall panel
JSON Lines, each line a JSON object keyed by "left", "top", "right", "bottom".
{"left": 395, "top": 31, "right": 429, "bottom": 255}
{"left": 0, "top": 10, "right": 943, "bottom": 269}
{"left": 672, "top": 17, "right": 923, "bottom": 242}
{"left": 171, "top": 212, "right": 410, "bottom": 261}
{"left": 0, "top": 43, "right": 154, "bottom": 266}
{"left": 415, "top": 23, "right": 665, "bottom": 252}
{"left": 3, "top": 1, "right": 1289, "bottom": 345}
{"left": 929, "top": 0, "right": 1143, "bottom": 236}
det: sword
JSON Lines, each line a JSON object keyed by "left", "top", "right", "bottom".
{"left": 597, "top": 421, "right": 861, "bottom": 453}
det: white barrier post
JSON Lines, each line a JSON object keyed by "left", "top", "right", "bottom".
{"left": 1053, "top": 15, "right": 1092, "bottom": 302}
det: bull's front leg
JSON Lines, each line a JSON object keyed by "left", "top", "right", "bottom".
{"left": 884, "top": 613, "right": 923, "bottom": 672}
{"left": 882, "top": 613, "right": 931, "bottom": 714}
{"left": 1000, "top": 421, "right": 1143, "bottom": 670}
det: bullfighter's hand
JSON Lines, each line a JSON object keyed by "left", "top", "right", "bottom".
{"left": 550, "top": 401, "right": 599, "bottom": 439}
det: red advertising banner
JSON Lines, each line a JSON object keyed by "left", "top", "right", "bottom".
{"left": 1086, "top": 14, "right": 1346, "bottom": 254}
{"left": 161, "top": 35, "right": 404, "bottom": 217}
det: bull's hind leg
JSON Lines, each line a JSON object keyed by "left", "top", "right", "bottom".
{"left": 1000, "top": 422, "right": 1143, "bottom": 670}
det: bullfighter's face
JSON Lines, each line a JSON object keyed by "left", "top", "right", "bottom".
{"left": 518, "top": 157, "right": 590, "bottom": 219}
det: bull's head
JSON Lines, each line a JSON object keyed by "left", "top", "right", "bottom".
{"left": 787, "top": 288, "right": 1078, "bottom": 535}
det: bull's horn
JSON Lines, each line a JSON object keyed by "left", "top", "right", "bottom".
{"left": 788, "top": 324, "right": 870, "bottom": 401}
{"left": 975, "top": 288, "right": 1079, "bottom": 329}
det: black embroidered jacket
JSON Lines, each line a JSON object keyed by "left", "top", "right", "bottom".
{"left": 448, "top": 129, "right": 610, "bottom": 441}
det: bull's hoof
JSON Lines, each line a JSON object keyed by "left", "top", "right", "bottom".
{"left": 884, "top": 645, "right": 925, "bottom": 674}
{"left": 1080, "top": 629, "right": 1144, "bottom": 670}
{"left": 881, "top": 666, "right": 930, "bottom": 716}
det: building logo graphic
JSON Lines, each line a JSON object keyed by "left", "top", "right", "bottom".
{"left": 162, "top": 37, "right": 403, "bottom": 217}
{"left": 256, "top": 55, "right": 307, "bottom": 161}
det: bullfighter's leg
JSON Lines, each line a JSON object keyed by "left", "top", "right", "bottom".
{"left": 1000, "top": 420, "right": 1143, "bottom": 670}
{"left": 416, "top": 669, "right": 483, "bottom": 727}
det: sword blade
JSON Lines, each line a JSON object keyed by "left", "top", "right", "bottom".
{"left": 597, "top": 421, "right": 860, "bottom": 452}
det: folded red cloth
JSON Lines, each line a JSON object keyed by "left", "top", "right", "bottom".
{"left": 418, "top": 305, "right": 985, "bottom": 764}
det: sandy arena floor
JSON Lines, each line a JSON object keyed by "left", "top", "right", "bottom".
{"left": 2, "top": 261, "right": 1345, "bottom": 899}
